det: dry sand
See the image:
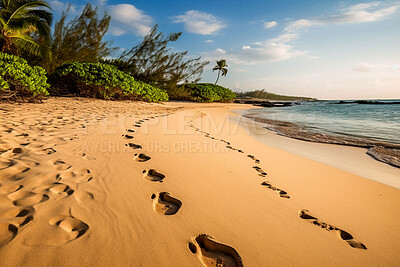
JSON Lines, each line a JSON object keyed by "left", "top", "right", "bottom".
{"left": 0, "top": 97, "right": 399, "bottom": 266}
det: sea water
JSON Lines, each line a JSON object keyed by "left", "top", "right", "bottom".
{"left": 248, "top": 100, "right": 400, "bottom": 145}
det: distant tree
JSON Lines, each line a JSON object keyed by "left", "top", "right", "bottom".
{"left": 0, "top": 0, "right": 53, "bottom": 57}
{"left": 213, "top": 59, "right": 228, "bottom": 85}
{"left": 43, "top": 3, "right": 115, "bottom": 73}
{"left": 106, "top": 25, "right": 208, "bottom": 90}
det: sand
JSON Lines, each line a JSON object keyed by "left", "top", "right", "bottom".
{"left": 0, "top": 97, "right": 399, "bottom": 266}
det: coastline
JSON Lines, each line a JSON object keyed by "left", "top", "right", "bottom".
{"left": 0, "top": 98, "right": 399, "bottom": 266}
{"left": 241, "top": 111, "right": 400, "bottom": 169}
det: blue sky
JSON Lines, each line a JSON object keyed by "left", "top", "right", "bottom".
{"left": 50, "top": 0, "right": 400, "bottom": 99}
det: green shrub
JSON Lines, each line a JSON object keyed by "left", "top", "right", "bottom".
{"left": 0, "top": 52, "right": 50, "bottom": 99}
{"left": 176, "top": 83, "right": 236, "bottom": 102}
{"left": 52, "top": 62, "right": 168, "bottom": 102}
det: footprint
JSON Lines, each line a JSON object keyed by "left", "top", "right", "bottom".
{"left": 247, "top": 155, "right": 260, "bottom": 164}
{"left": 142, "top": 169, "right": 165, "bottom": 182}
{"left": 39, "top": 147, "right": 56, "bottom": 155}
{"left": 8, "top": 191, "right": 49, "bottom": 206}
{"left": 49, "top": 215, "right": 89, "bottom": 245}
{"left": 0, "top": 183, "right": 23, "bottom": 194}
{"left": 253, "top": 166, "right": 267, "bottom": 177}
{"left": 60, "top": 169, "right": 93, "bottom": 184}
{"left": 125, "top": 143, "right": 142, "bottom": 149}
{"left": 12, "top": 148, "right": 23, "bottom": 154}
{"left": 0, "top": 223, "right": 18, "bottom": 248}
{"left": 261, "top": 181, "right": 290, "bottom": 199}
{"left": 123, "top": 134, "right": 134, "bottom": 139}
{"left": 81, "top": 153, "right": 96, "bottom": 160}
{"left": 298, "top": 209, "right": 367, "bottom": 249}
{"left": 188, "top": 234, "right": 243, "bottom": 267}
{"left": 151, "top": 192, "right": 182, "bottom": 215}
{"left": 133, "top": 153, "right": 151, "bottom": 162}
{"left": 49, "top": 183, "right": 74, "bottom": 196}
{"left": 53, "top": 160, "right": 72, "bottom": 171}
{"left": 0, "top": 205, "right": 35, "bottom": 226}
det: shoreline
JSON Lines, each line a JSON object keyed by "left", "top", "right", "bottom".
{"left": 1, "top": 98, "right": 399, "bottom": 266}
{"left": 231, "top": 108, "right": 400, "bottom": 189}
{"left": 242, "top": 111, "right": 400, "bottom": 169}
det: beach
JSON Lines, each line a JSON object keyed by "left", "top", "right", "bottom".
{"left": 1, "top": 97, "right": 400, "bottom": 266}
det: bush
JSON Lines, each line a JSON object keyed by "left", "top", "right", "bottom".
{"left": 51, "top": 62, "right": 168, "bottom": 102}
{"left": 176, "top": 83, "right": 236, "bottom": 102}
{"left": 0, "top": 52, "right": 50, "bottom": 100}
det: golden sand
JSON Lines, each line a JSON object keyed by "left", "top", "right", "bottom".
{"left": 0, "top": 97, "right": 399, "bottom": 266}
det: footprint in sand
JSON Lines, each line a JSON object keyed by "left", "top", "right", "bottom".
{"left": 49, "top": 183, "right": 75, "bottom": 197}
{"left": 12, "top": 148, "right": 23, "bottom": 154}
{"left": 247, "top": 155, "right": 260, "bottom": 164}
{"left": 60, "top": 168, "right": 93, "bottom": 184}
{"left": 48, "top": 215, "right": 89, "bottom": 245}
{"left": 0, "top": 182, "right": 23, "bottom": 194}
{"left": 188, "top": 234, "right": 243, "bottom": 267}
{"left": 151, "top": 192, "right": 182, "bottom": 215}
{"left": 142, "top": 169, "right": 165, "bottom": 182}
{"left": 126, "top": 143, "right": 142, "bottom": 149}
{"left": 0, "top": 206, "right": 35, "bottom": 227}
{"left": 53, "top": 160, "right": 72, "bottom": 171}
{"left": 298, "top": 209, "right": 367, "bottom": 249}
{"left": 133, "top": 153, "right": 151, "bottom": 162}
{"left": 38, "top": 147, "right": 56, "bottom": 155}
{"left": 261, "top": 181, "right": 290, "bottom": 199}
{"left": 8, "top": 190, "right": 49, "bottom": 206}
{"left": 253, "top": 166, "right": 267, "bottom": 177}
{"left": 81, "top": 153, "right": 96, "bottom": 160}
{"left": 123, "top": 134, "right": 134, "bottom": 139}
{"left": 0, "top": 223, "right": 18, "bottom": 248}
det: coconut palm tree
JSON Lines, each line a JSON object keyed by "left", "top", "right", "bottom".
{"left": 0, "top": 0, "right": 53, "bottom": 56}
{"left": 213, "top": 59, "right": 228, "bottom": 85}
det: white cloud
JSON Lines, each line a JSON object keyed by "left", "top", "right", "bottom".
{"left": 205, "top": 40, "right": 214, "bottom": 43}
{"left": 172, "top": 10, "right": 226, "bottom": 35}
{"left": 109, "top": 4, "right": 153, "bottom": 36}
{"left": 268, "top": 33, "right": 299, "bottom": 43}
{"left": 264, "top": 21, "right": 278, "bottom": 29}
{"left": 285, "top": 2, "right": 399, "bottom": 32}
{"left": 237, "top": 42, "right": 307, "bottom": 63}
{"left": 202, "top": 41, "right": 307, "bottom": 66}
{"left": 50, "top": 1, "right": 81, "bottom": 16}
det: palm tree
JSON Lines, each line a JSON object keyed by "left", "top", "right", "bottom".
{"left": 0, "top": 0, "right": 52, "bottom": 56}
{"left": 213, "top": 59, "right": 228, "bottom": 85}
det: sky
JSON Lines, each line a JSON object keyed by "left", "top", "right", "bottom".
{"left": 49, "top": 0, "right": 400, "bottom": 99}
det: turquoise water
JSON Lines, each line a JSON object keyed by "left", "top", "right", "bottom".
{"left": 250, "top": 100, "right": 400, "bottom": 145}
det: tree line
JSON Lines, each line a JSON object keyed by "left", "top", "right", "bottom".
{"left": 0, "top": 1, "right": 209, "bottom": 90}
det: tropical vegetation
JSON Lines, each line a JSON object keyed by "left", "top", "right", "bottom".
{"left": 177, "top": 83, "right": 235, "bottom": 102}
{"left": 0, "top": 1, "right": 237, "bottom": 103}
{"left": 213, "top": 59, "right": 228, "bottom": 85}
{"left": 0, "top": 0, "right": 53, "bottom": 57}
{"left": 51, "top": 62, "right": 168, "bottom": 101}
{"left": 0, "top": 52, "right": 49, "bottom": 100}
{"left": 104, "top": 25, "right": 208, "bottom": 91}
{"left": 235, "top": 89, "right": 317, "bottom": 101}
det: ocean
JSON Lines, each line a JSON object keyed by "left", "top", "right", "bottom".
{"left": 247, "top": 100, "right": 400, "bottom": 145}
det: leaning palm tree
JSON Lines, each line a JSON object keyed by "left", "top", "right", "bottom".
{"left": 213, "top": 59, "right": 228, "bottom": 85}
{"left": 0, "top": 0, "right": 52, "bottom": 56}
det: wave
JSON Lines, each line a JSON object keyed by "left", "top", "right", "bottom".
{"left": 243, "top": 113, "right": 400, "bottom": 168}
